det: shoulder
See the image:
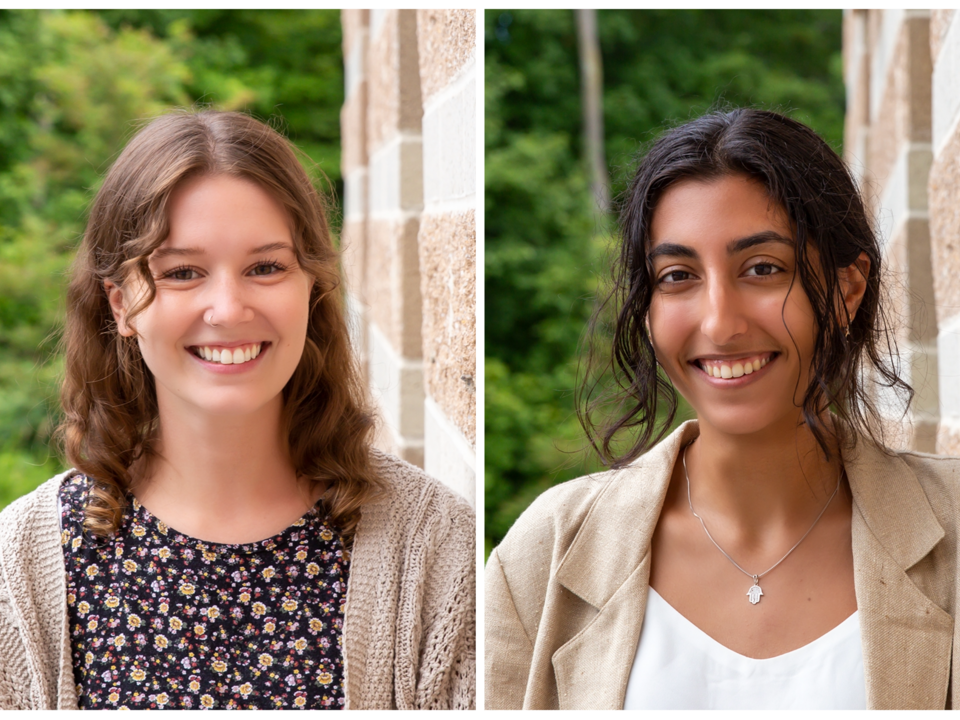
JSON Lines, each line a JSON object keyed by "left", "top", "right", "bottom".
{"left": 0, "top": 471, "right": 77, "bottom": 710}
{"left": 893, "top": 449, "right": 960, "bottom": 528}
{"left": 367, "top": 448, "right": 475, "bottom": 533}
{"left": 896, "top": 449, "right": 960, "bottom": 486}
{"left": 0, "top": 469, "right": 78, "bottom": 551}
{"left": 490, "top": 422, "right": 694, "bottom": 589}
{"left": 493, "top": 468, "right": 620, "bottom": 568}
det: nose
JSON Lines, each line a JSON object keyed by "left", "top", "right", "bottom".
{"left": 699, "top": 276, "right": 749, "bottom": 346}
{"left": 203, "top": 274, "right": 255, "bottom": 328}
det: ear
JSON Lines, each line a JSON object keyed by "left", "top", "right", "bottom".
{"left": 103, "top": 280, "right": 136, "bottom": 337}
{"left": 837, "top": 251, "right": 870, "bottom": 324}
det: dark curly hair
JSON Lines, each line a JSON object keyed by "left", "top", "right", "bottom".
{"left": 578, "top": 108, "right": 912, "bottom": 466}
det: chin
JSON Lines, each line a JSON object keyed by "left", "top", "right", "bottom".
{"left": 164, "top": 385, "right": 285, "bottom": 420}
{"left": 693, "top": 405, "right": 791, "bottom": 438}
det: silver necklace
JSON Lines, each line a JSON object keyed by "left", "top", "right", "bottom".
{"left": 682, "top": 444, "right": 841, "bottom": 606}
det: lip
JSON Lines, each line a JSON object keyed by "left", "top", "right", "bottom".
{"left": 189, "top": 340, "right": 265, "bottom": 350}
{"left": 186, "top": 342, "right": 270, "bottom": 374}
{"left": 689, "top": 351, "right": 779, "bottom": 387}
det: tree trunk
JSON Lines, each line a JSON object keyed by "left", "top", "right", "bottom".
{"left": 576, "top": 9, "right": 610, "bottom": 215}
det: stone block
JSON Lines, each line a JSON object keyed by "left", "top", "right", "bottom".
{"left": 931, "top": 10, "right": 955, "bottom": 64}
{"left": 936, "top": 417, "right": 960, "bottom": 455}
{"left": 340, "top": 87, "right": 367, "bottom": 175}
{"left": 876, "top": 143, "right": 932, "bottom": 255}
{"left": 937, "top": 314, "right": 960, "bottom": 422}
{"left": 341, "top": 9, "right": 369, "bottom": 59}
{"left": 343, "top": 168, "right": 367, "bottom": 224}
{"left": 934, "top": 11, "right": 960, "bottom": 153}
{"left": 366, "top": 217, "right": 423, "bottom": 357}
{"left": 928, "top": 129, "right": 960, "bottom": 327}
{"left": 367, "top": 10, "right": 423, "bottom": 154}
{"left": 340, "top": 213, "right": 366, "bottom": 303}
{"left": 417, "top": 10, "right": 477, "bottom": 104}
{"left": 424, "top": 397, "right": 476, "bottom": 507}
{"left": 344, "top": 291, "right": 367, "bottom": 385}
{"left": 367, "top": 322, "right": 424, "bottom": 456}
{"left": 418, "top": 209, "right": 476, "bottom": 445}
{"left": 369, "top": 136, "right": 424, "bottom": 215}
{"left": 423, "top": 68, "right": 476, "bottom": 207}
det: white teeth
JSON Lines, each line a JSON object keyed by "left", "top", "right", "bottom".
{"left": 701, "top": 355, "right": 772, "bottom": 379}
{"left": 194, "top": 344, "right": 263, "bottom": 366}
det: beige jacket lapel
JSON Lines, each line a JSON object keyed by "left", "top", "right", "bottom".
{"left": 844, "top": 439, "right": 954, "bottom": 709}
{"left": 551, "top": 422, "right": 699, "bottom": 709}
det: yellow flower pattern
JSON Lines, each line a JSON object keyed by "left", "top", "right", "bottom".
{"left": 61, "top": 474, "right": 347, "bottom": 709}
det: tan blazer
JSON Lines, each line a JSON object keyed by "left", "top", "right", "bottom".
{"left": 485, "top": 420, "right": 960, "bottom": 709}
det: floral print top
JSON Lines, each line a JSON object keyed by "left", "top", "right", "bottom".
{"left": 59, "top": 474, "right": 349, "bottom": 710}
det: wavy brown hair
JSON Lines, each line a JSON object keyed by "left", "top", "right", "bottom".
{"left": 578, "top": 108, "right": 912, "bottom": 466}
{"left": 58, "top": 109, "right": 379, "bottom": 542}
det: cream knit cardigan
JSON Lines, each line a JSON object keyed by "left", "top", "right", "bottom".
{"left": 0, "top": 450, "right": 476, "bottom": 710}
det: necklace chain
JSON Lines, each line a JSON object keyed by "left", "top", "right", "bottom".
{"left": 682, "top": 443, "right": 841, "bottom": 585}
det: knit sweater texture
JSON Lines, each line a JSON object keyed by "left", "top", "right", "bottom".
{"left": 0, "top": 450, "right": 476, "bottom": 710}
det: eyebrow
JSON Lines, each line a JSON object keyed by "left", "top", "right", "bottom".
{"left": 646, "top": 231, "right": 795, "bottom": 262}
{"left": 150, "top": 242, "right": 295, "bottom": 261}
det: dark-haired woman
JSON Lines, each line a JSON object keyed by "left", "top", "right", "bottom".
{"left": 485, "top": 109, "right": 960, "bottom": 710}
{"left": 0, "top": 110, "right": 475, "bottom": 710}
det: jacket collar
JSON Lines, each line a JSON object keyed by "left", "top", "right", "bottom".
{"left": 551, "top": 420, "right": 953, "bottom": 709}
{"left": 842, "top": 436, "right": 944, "bottom": 570}
{"left": 554, "top": 421, "right": 695, "bottom": 609}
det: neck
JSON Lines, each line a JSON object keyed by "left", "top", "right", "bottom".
{"left": 685, "top": 412, "right": 842, "bottom": 542}
{"left": 131, "top": 392, "right": 316, "bottom": 542}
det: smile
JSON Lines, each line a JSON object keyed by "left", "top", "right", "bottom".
{"left": 693, "top": 352, "right": 777, "bottom": 379}
{"left": 189, "top": 342, "right": 266, "bottom": 366}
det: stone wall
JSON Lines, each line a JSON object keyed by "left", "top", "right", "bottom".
{"left": 844, "top": 10, "right": 950, "bottom": 453}
{"left": 340, "top": 10, "right": 477, "bottom": 505}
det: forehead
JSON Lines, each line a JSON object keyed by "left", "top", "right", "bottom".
{"left": 159, "top": 174, "right": 293, "bottom": 252}
{"left": 650, "top": 175, "right": 792, "bottom": 251}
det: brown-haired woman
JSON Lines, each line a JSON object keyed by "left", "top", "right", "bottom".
{"left": 0, "top": 110, "right": 475, "bottom": 710}
{"left": 485, "top": 109, "right": 960, "bottom": 709}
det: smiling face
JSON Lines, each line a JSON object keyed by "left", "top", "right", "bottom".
{"left": 106, "top": 173, "right": 314, "bottom": 419}
{"left": 647, "top": 174, "right": 818, "bottom": 438}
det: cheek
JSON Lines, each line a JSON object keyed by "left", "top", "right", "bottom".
{"left": 779, "top": 290, "right": 819, "bottom": 347}
{"left": 647, "top": 297, "right": 689, "bottom": 363}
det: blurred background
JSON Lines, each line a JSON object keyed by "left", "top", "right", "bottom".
{"left": 0, "top": 9, "right": 480, "bottom": 515}
{"left": 484, "top": 9, "right": 846, "bottom": 554}
{"left": 0, "top": 9, "right": 344, "bottom": 508}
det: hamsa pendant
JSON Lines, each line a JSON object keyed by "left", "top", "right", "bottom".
{"left": 747, "top": 583, "right": 764, "bottom": 605}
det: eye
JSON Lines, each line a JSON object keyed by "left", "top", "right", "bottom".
{"left": 744, "top": 262, "right": 783, "bottom": 277}
{"left": 249, "top": 260, "right": 289, "bottom": 277}
{"left": 657, "top": 269, "right": 694, "bottom": 285}
{"left": 161, "top": 265, "right": 199, "bottom": 281}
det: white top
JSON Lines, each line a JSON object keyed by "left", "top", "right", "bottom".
{"left": 623, "top": 586, "right": 866, "bottom": 709}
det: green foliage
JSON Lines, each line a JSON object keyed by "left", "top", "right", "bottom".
{"left": 0, "top": 10, "right": 343, "bottom": 509}
{"left": 485, "top": 9, "right": 844, "bottom": 551}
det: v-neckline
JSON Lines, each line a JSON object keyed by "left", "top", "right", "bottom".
{"left": 647, "top": 586, "right": 859, "bottom": 662}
